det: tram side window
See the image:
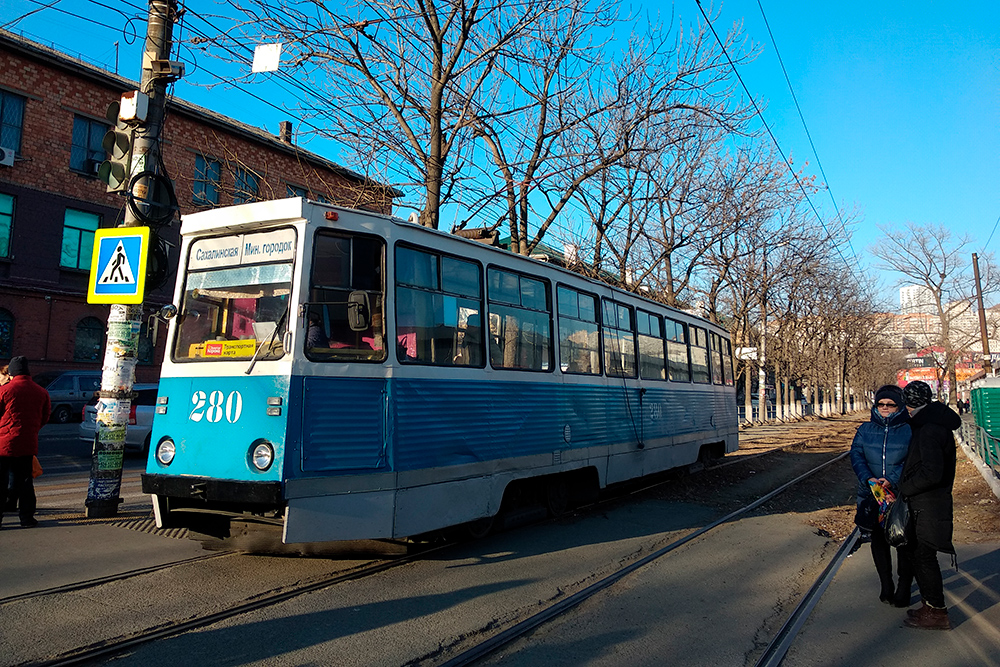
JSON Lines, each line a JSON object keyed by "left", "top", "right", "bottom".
{"left": 557, "top": 286, "right": 600, "bottom": 375}
{"left": 723, "top": 338, "right": 735, "bottom": 386}
{"left": 666, "top": 319, "right": 691, "bottom": 382}
{"left": 395, "top": 246, "right": 483, "bottom": 366}
{"left": 602, "top": 300, "right": 636, "bottom": 378}
{"left": 306, "top": 232, "right": 386, "bottom": 362}
{"left": 637, "top": 309, "right": 666, "bottom": 380}
{"left": 487, "top": 268, "right": 552, "bottom": 371}
{"left": 710, "top": 332, "right": 724, "bottom": 385}
{"left": 690, "top": 326, "right": 711, "bottom": 384}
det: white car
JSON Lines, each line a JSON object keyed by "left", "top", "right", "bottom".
{"left": 78, "top": 383, "right": 159, "bottom": 454}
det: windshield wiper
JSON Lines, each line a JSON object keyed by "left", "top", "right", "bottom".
{"left": 245, "top": 304, "right": 289, "bottom": 375}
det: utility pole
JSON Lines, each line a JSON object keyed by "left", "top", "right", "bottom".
{"left": 972, "top": 253, "right": 993, "bottom": 378}
{"left": 86, "top": 0, "right": 179, "bottom": 517}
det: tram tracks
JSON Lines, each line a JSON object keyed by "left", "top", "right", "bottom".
{"left": 434, "top": 451, "right": 852, "bottom": 667}
{"left": 9, "top": 434, "right": 857, "bottom": 667}
{"left": 29, "top": 548, "right": 446, "bottom": 667}
{"left": 0, "top": 553, "right": 234, "bottom": 606}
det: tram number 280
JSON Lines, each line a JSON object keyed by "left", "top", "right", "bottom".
{"left": 189, "top": 390, "right": 244, "bottom": 423}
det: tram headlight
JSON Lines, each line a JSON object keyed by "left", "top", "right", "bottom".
{"left": 156, "top": 438, "right": 176, "bottom": 466}
{"left": 249, "top": 440, "right": 274, "bottom": 472}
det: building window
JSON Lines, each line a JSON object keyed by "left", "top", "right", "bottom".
{"left": 60, "top": 208, "right": 100, "bottom": 270}
{"left": 486, "top": 268, "right": 552, "bottom": 371}
{"left": 287, "top": 184, "right": 308, "bottom": 198}
{"left": 234, "top": 167, "right": 260, "bottom": 204}
{"left": 193, "top": 154, "right": 221, "bottom": 205}
{"left": 74, "top": 316, "right": 104, "bottom": 361}
{"left": 0, "top": 193, "right": 13, "bottom": 258}
{"left": 70, "top": 116, "right": 107, "bottom": 174}
{"left": 0, "top": 91, "right": 25, "bottom": 153}
{"left": 0, "top": 308, "right": 13, "bottom": 359}
{"left": 394, "top": 245, "right": 483, "bottom": 366}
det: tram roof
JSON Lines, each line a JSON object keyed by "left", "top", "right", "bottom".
{"left": 179, "top": 198, "right": 727, "bottom": 334}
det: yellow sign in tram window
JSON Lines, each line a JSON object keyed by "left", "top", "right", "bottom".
{"left": 87, "top": 227, "right": 150, "bottom": 304}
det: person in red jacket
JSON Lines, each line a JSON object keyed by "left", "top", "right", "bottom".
{"left": 0, "top": 356, "right": 51, "bottom": 528}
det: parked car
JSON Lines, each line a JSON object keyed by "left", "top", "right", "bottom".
{"left": 32, "top": 371, "right": 103, "bottom": 423}
{"left": 78, "top": 383, "right": 159, "bottom": 454}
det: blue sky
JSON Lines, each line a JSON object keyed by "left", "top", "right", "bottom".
{"left": 4, "top": 0, "right": 998, "bottom": 301}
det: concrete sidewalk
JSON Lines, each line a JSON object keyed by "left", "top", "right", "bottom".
{"left": 786, "top": 540, "right": 1000, "bottom": 666}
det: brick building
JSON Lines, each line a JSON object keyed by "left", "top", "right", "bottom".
{"left": 0, "top": 29, "right": 396, "bottom": 385}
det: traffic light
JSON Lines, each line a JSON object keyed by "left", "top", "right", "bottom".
{"left": 98, "top": 99, "right": 134, "bottom": 193}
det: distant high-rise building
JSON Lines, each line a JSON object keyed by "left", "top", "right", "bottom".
{"left": 900, "top": 285, "right": 935, "bottom": 314}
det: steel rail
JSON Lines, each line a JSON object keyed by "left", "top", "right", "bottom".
{"left": 754, "top": 527, "right": 860, "bottom": 667}
{"left": 438, "top": 451, "right": 850, "bottom": 667}
{"left": 32, "top": 544, "right": 448, "bottom": 667}
{"left": 0, "top": 552, "right": 235, "bottom": 605}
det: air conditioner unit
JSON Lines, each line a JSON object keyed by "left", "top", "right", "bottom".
{"left": 0, "top": 146, "right": 14, "bottom": 167}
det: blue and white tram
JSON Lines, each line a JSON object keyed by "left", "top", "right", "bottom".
{"left": 142, "top": 198, "right": 738, "bottom": 543}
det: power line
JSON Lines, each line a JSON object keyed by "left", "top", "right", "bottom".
{"left": 983, "top": 212, "right": 1000, "bottom": 252}
{"left": 754, "top": 0, "right": 861, "bottom": 266}
{"left": 692, "top": 0, "right": 863, "bottom": 282}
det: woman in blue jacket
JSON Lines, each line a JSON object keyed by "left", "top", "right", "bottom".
{"left": 850, "top": 384, "right": 912, "bottom": 606}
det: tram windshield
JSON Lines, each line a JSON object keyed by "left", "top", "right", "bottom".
{"left": 173, "top": 229, "right": 295, "bottom": 362}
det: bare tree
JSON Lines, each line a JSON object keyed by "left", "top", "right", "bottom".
{"left": 464, "top": 7, "right": 757, "bottom": 256}
{"left": 217, "top": 0, "right": 561, "bottom": 228}
{"left": 871, "top": 222, "right": 999, "bottom": 404}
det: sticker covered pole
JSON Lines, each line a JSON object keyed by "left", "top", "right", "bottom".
{"left": 86, "top": 0, "right": 178, "bottom": 517}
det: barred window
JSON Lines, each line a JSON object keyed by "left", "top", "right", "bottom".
{"left": 487, "top": 268, "right": 552, "bottom": 371}
{"left": 0, "top": 90, "right": 25, "bottom": 153}
{"left": 70, "top": 116, "right": 106, "bottom": 173}
{"left": 74, "top": 316, "right": 104, "bottom": 361}
{"left": 557, "top": 286, "right": 600, "bottom": 375}
{"left": 234, "top": 166, "right": 260, "bottom": 204}
{"left": 194, "top": 154, "right": 221, "bottom": 205}
{"left": 0, "top": 308, "right": 13, "bottom": 359}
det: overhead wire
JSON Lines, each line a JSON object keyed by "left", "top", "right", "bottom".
{"left": 753, "top": 0, "right": 862, "bottom": 268}
{"left": 983, "top": 213, "right": 1000, "bottom": 252}
{"left": 180, "top": 3, "right": 593, "bottom": 244}
{"left": 693, "top": 0, "right": 864, "bottom": 285}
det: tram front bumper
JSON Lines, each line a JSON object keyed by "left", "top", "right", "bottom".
{"left": 142, "top": 473, "right": 283, "bottom": 506}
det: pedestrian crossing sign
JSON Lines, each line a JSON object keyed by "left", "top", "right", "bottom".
{"left": 87, "top": 227, "right": 150, "bottom": 304}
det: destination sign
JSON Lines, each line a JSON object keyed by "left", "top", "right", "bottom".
{"left": 188, "top": 228, "right": 297, "bottom": 271}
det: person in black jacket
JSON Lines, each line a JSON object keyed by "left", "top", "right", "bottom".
{"left": 898, "top": 380, "right": 961, "bottom": 630}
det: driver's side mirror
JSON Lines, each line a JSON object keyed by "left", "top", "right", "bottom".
{"left": 347, "top": 291, "right": 370, "bottom": 331}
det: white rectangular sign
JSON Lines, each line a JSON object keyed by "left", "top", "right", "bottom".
{"left": 188, "top": 228, "right": 296, "bottom": 271}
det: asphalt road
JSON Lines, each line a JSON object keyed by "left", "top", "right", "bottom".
{"left": 36, "top": 422, "right": 147, "bottom": 477}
